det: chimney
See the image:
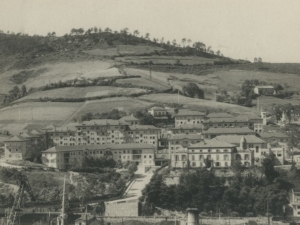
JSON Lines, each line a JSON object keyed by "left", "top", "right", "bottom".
{"left": 240, "top": 136, "right": 247, "bottom": 150}
{"left": 187, "top": 208, "right": 199, "bottom": 225}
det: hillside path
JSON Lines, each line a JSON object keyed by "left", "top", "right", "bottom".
{"left": 61, "top": 101, "right": 87, "bottom": 126}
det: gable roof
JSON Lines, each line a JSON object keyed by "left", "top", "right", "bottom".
{"left": 214, "top": 135, "right": 265, "bottom": 144}
{"left": 189, "top": 139, "right": 236, "bottom": 148}
{"left": 42, "top": 143, "right": 155, "bottom": 153}
{"left": 80, "top": 119, "right": 127, "bottom": 126}
{"left": 171, "top": 124, "right": 203, "bottom": 130}
{"left": 236, "top": 114, "right": 262, "bottom": 120}
{"left": 129, "top": 125, "right": 160, "bottom": 130}
{"left": 119, "top": 115, "right": 139, "bottom": 122}
{"left": 207, "top": 112, "right": 233, "bottom": 118}
{"left": 174, "top": 110, "right": 206, "bottom": 117}
{"left": 169, "top": 134, "right": 202, "bottom": 140}
{"left": 203, "top": 117, "right": 250, "bottom": 123}
{"left": 259, "top": 132, "right": 288, "bottom": 139}
{"left": 203, "top": 127, "right": 256, "bottom": 135}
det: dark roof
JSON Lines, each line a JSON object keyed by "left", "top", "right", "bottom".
{"left": 119, "top": 115, "right": 139, "bottom": 122}
{"left": 203, "top": 127, "right": 256, "bottom": 135}
{"left": 169, "top": 134, "right": 202, "bottom": 140}
{"left": 189, "top": 139, "right": 236, "bottom": 148}
{"left": 174, "top": 110, "right": 206, "bottom": 117}
{"left": 79, "top": 120, "right": 127, "bottom": 126}
{"left": 129, "top": 125, "right": 160, "bottom": 130}
{"left": 214, "top": 135, "right": 265, "bottom": 144}
{"left": 259, "top": 132, "right": 288, "bottom": 139}
{"left": 42, "top": 143, "right": 155, "bottom": 153}
{"left": 207, "top": 112, "right": 233, "bottom": 118}
{"left": 171, "top": 124, "right": 203, "bottom": 130}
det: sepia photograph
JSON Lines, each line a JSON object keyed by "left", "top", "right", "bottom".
{"left": 0, "top": 0, "right": 300, "bottom": 224}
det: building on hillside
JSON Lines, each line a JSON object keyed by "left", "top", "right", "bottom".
{"left": 173, "top": 110, "right": 206, "bottom": 127}
{"left": 170, "top": 124, "right": 203, "bottom": 135}
{"left": 20, "top": 131, "right": 46, "bottom": 155}
{"left": 168, "top": 134, "right": 202, "bottom": 152}
{"left": 4, "top": 136, "right": 32, "bottom": 160}
{"left": 253, "top": 86, "right": 276, "bottom": 95}
{"left": 202, "top": 117, "right": 254, "bottom": 130}
{"left": 75, "top": 120, "right": 128, "bottom": 145}
{"left": 235, "top": 137, "right": 253, "bottom": 167}
{"left": 47, "top": 126, "right": 77, "bottom": 146}
{"left": 259, "top": 132, "right": 289, "bottom": 145}
{"left": 289, "top": 189, "right": 300, "bottom": 217}
{"left": 236, "top": 114, "right": 264, "bottom": 133}
{"left": 171, "top": 139, "right": 237, "bottom": 168}
{"left": 202, "top": 127, "right": 256, "bottom": 139}
{"left": 158, "top": 130, "right": 172, "bottom": 149}
{"left": 214, "top": 135, "right": 267, "bottom": 151}
{"left": 206, "top": 112, "right": 233, "bottom": 119}
{"left": 119, "top": 115, "right": 140, "bottom": 125}
{"left": 42, "top": 143, "right": 156, "bottom": 170}
{"left": 127, "top": 125, "right": 160, "bottom": 148}
{"left": 148, "top": 107, "right": 168, "bottom": 119}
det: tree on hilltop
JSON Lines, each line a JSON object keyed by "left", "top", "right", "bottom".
{"left": 193, "top": 41, "right": 206, "bottom": 52}
{"left": 133, "top": 30, "right": 139, "bottom": 36}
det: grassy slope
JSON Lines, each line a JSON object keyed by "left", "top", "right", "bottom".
{"left": 138, "top": 93, "right": 258, "bottom": 114}
{"left": 15, "top": 86, "right": 149, "bottom": 102}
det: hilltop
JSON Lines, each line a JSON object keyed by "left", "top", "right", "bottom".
{"left": 0, "top": 27, "right": 299, "bottom": 128}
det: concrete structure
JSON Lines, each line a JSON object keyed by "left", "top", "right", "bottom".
{"left": 253, "top": 86, "right": 276, "bottom": 95}
{"left": 42, "top": 143, "right": 156, "bottom": 170}
{"left": 186, "top": 208, "right": 199, "bottom": 225}
{"left": 290, "top": 189, "right": 300, "bottom": 217}
{"left": 4, "top": 136, "right": 32, "bottom": 160}
{"left": 171, "top": 139, "right": 237, "bottom": 168}
{"left": 174, "top": 110, "right": 206, "bottom": 127}
{"left": 168, "top": 134, "right": 202, "bottom": 151}
{"left": 202, "top": 127, "right": 256, "bottom": 139}
{"left": 148, "top": 107, "right": 168, "bottom": 119}
{"left": 127, "top": 125, "right": 160, "bottom": 148}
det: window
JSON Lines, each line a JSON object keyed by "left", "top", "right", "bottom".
{"left": 192, "top": 162, "right": 196, "bottom": 167}
{"left": 199, "top": 155, "right": 203, "bottom": 160}
{"left": 192, "top": 155, "right": 195, "bottom": 161}
{"left": 216, "top": 155, "right": 219, "bottom": 160}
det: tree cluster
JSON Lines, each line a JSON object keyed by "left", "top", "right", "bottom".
{"left": 140, "top": 154, "right": 293, "bottom": 217}
{"left": 182, "top": 83, "right": 205, "bottom": 99}
{"left": 2, "top": 85, "right": 27, "bottom": 104}
{"left": 80, "top": 109, "right": 127, "bottom": 122}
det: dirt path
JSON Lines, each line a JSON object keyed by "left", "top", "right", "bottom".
{"left": 60, "top": 101, "right": 86, "bottom": 126}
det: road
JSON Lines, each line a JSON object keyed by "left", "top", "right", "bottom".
{"left": 107, "top": 166, "right": 154, "bottom": 203}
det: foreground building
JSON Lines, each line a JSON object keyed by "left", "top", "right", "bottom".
{"left": 42, "top": 143, "right": 155, "bottom": 170}
{"left": 4, "top": 136, "right": 32, "bottom": 160}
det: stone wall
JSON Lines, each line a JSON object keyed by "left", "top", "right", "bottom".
{"left": 105, "top": 200, "right": 139, "bottom": 217}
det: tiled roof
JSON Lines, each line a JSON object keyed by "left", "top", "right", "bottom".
{"left": 169, "top": 134, "right": 202, "bottom": 140}
{"left": 214, "top": 135, "right": 265, "bottom": 144}
{"left": 5, "top": 135, "right": 29, "bottom": 142}
{"left": 174, "top": 110, "right": 206, "bottom": 117}
{"left": 203, "top": 117, "right": 250, "bottom": 123}
{"left": 171, "top": 124, "right": 203, "bottom": 130}
{"left": 129, "top": 125, "right": 160, "bottom": 130}
{"left": 42, "top": 143, "right": 155, "bottom": 153}
{"left": 254, "top": 86, "right": 274, "bottom": 89}
{"left": 203, "top": 127, "right": 256, "bottom": 135}
{"left": 20, "top": 133, "right": 40, "bottom": 138}
{"left": 259, "top": 132, "right": 288, "bottom": 139}
{"left": 207, "top": 112, "right": 233, "bottom": 118}
{"left": 236, "top": 114, "right": 262, "bottom": 120}
{"left": 189, "top": 139, "right": 236, "bottom": 148}
{"left": 119, "top": 115, "right": 139, "bottom": 122}
{"left": 80, "top": 120, "right": 127, "bottom": 126}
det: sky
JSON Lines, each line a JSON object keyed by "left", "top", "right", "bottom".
{"left": 0, "top": 0, "right": 299, "bottom": 63}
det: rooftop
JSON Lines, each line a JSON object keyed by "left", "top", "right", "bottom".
{"left": 169, "top": 134, "right": 202, "bottom": 140}
{"left": 149, "top": 106, "right": 166, "bottom": 111}
{"left": 171, "top": 124, "right": 203, "bottom": 130}
{"left": 5, "top": 135, "right": 29, "bottom": 142}
{"left": 259, "top": 132, "right": 288, "bottom": 139}
{"left": 174, "top": 110, "right": 206, "bottom": 117}
{"left": 254, "top": 85, "right": 275, "bottom": 89}
{"left": 203, "top": 127, "right": 256, "bottom": 135}
{"left": 129, "top": 125, "right": 160, "bottom": 130}
{"left": 203, "top": 117, "right": 250, "bottom": 123}
{"left": 207, "top": 112, "right": 233, "bottom": 118}
{"left": 236, "top": 114, "right": 262, "bottom": 120}
{"left": 79, "top": 119, "right": 127, "bottom": 126}
{"left": 189, "top": 139, "right": 236, "bottom": 148}
{"left": 214, "top": 135, "right": 265, "bottom": 144}
{"left": 42, "top": 143, "right": 155, "bottom": 153}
